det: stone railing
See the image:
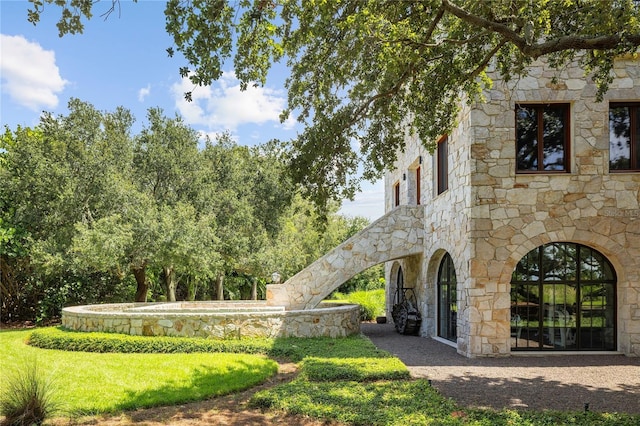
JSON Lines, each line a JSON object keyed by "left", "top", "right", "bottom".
{"left": 267, "top": 205, "right": 425, "bottom": 310}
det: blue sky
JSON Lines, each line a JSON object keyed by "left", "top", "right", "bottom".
{"left": 0, "top": 0, "right": 384, "bottom": 219}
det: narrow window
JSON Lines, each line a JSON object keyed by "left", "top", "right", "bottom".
{"left": 437, "top": 136, "right": 448, "bottom": 195}
{"left": 516, "top": 104, "right": 570, "bottom": 172}
{"left": 393, "top": 181, "right": 400, "bottom": 207}
{"left": 610, "top": 103, "right": 640, "bottom": 171}
{"left": 438, "top": 253, "right": 457, "bottom": 342}
{"left": 416, "top": 166, "right": 421, "bottom": 205}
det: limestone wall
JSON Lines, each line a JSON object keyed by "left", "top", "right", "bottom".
{"left": 466, "top": 56, "right": 640, "bottom": 356}
{"left": 384, "top": 101, "right": 474, "bottom": 345}
{"left": 62, "top": 302, "right": 361, "bottom": 339}
{"left": 387, "top": 56, "right": 639, "bottom": 357}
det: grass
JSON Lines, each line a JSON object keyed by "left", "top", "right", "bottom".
{"left": 0, "top": 329, "right": 277, "bottom": 416}
{"left": 330, "top": 288, "right": 386, "bottom": 320}
{"left": 3, "top": 327, "right": 640, "bottom": 426}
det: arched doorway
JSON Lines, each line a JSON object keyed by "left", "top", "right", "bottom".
{"left": 437, "top": 253, "right": 457, "bottom": 342}
{"left": 391, "top": 265, "right": 421, "bottom": 335}
{"left": 511, "top": 242, "right": 616, "bottom": 351}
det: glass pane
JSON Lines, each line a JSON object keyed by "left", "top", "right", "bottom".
{"left": 517, "top": 106, "right": 538, "bottom": 170}
{"left": 609, "top": 106, "right": 631, "bottom": 170}
{"left": 580, "top": 283, "right": 615, "bottom": 350}
{"left": 512, "top": 249, "right": 539, "bottom": 282}
{"left": 438, "top": 255, "right": 457, "bottom": 342}
{"left": 542, "top": 106, "right": 567, "bottom": 170}
{"left": 439, "top": 282, "right": 448, "bottom": 336}
{"left": 511, "top": 283, "right": 541, "bottom": 349}
{"left": 636, "top": 106, "right": 640, "bottom": 169}
{"left": 543, "top": 243, "right": 577, "bottom": 282}
{"left": 542, "top": 283, "right": 577, "bottom": 349}
{"left": 580, "top": 246, "right": 614, "bottom": 281}
{"left": 511, "top": 243, "right": 616, "bottom": 351}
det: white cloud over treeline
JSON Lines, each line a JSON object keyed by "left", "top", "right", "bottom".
{"left": 0, "top": 34, "right": 67, "bottom": 110}
{"left": 171, "top": 71, "right": 295, "bottom": 132}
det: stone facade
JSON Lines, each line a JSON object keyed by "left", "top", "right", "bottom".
{"left": 62, "top": 301, "right": 361, "bottom": 339}
{"left": 385, "top": 56, "right": 640, "bottom": 357}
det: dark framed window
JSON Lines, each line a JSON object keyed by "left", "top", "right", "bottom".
{"left": 511, "top": 243, "right": 616, "bottom": 351}
{"left": 516, "top": 104, "right": 570, "bottom": 172}
{"left": 416, "top": 166, "right": 421, "bottom": 205}
{"left": 437, "top": 136, "right": 448, "bottom": 194}
{"left": 393, "top": 182, "right": 400, "bottom": 207}
{"left": 437, "top": 253, "right": 457, "bottom": 342}
{"left": 609, "top": 103, "right": 640, "bottom": 171}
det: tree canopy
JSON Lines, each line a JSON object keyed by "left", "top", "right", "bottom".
{"left": 27, "top": 0, "right": 640, "bottom": 209}
{"left": 1, "top": 99, "right": 377, "bottom": 322}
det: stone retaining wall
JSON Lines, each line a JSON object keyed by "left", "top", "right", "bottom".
{"left": 62, "top": 302, "right": 361, "bottom": 339}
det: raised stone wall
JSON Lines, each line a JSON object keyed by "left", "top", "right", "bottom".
{"left": 62, "top": 302, "right": 361, "bottom": 339}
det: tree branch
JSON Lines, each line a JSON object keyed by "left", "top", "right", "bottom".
{"left": 441, "top": 0, "right": 640, "bottom": 59}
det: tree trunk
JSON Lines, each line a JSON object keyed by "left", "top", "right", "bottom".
{"left": 163, "top": 266, "right": 176, "bottom": 302}
{"left": 186, "top": 277, "right": 197, "bottom": 301}
{"left": 215, "top": 273, "right": 225, "bottom": 300}
{"left": 132, "top": 265, "right": 148, "bottom": 302}
{"left": 251, "top": 277, "right": 258, "bottom": 300}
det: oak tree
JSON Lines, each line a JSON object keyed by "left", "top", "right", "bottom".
{"left": 27, "top": 0, "right": 640, "bottom": 208}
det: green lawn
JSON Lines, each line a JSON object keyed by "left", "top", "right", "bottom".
{"left": 3, "top": 327, "right": 639, "bottom": 426}
{"left": 0, "top": 329, "right": 277, "bottom": 416}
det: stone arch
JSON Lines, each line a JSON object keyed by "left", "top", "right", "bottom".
{"left": 267, "top": 206, "right": 425, "bottom": 310}
{"left": 495, "top": 218, "right": 638, "bottom": 354}
{"left": 497, "top": 219, "right": 629, "bottom": 286}
{"left": 423, "top": 248, "right": 460, "bottom": 339}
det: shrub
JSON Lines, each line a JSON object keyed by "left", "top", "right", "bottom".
{"left": 27, "top": 327, "right": 274, "bottom": 354}
{"left": 0, "top": 359, "right": 59, "bottom": 426}
{"left": 345, "top": 289, "right": 386, "bottom": 321}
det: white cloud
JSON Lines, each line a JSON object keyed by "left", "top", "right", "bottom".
{"left": 0, "top": 34, "right": 67, "bottom": 111}
{"left": 138, "top": 84, "right": 151, "bottom": 102}
{"left": 171, "top": 71, "right": 289, "bottom": 131}
{"left": 338, "top": 180, "right": 385, "bottom": 220}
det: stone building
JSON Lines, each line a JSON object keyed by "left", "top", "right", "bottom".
{"left": 267, "top": 56, "right": 639, "bottom": 357}
{"left": 384, "top": 56, "right": 640, "bottom": 357}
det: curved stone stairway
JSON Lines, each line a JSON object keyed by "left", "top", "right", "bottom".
{"left": 266, "top": 205, "right": 425, "bottom": 310}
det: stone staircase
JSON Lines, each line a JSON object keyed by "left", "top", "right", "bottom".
{"left": 266, "top": 205, "right": 425, "bottom": 310}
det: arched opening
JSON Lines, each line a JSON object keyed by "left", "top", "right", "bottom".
{"left": 437, "top": 253, "right": 457, "bottom": 342}
{"left": 511, "top": 242, "right": 617, "bottom": 351}
{"left": 391, "top": 265, "right": 421, "bottom": 335}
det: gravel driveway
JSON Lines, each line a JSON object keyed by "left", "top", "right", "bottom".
{"left": 361, "top": 323, "right": 640, "bottom": 414}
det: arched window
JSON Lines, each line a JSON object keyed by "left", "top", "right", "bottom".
{"left": 511, "top": 243, "right": 616, "bottom": 351}
{"left": 438, "top": 254, "right": 457, "bottom": 342}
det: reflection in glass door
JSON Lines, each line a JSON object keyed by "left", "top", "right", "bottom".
{"left": 511, "top": 243, "right": 616, "bottom": 351}
{"left": 438, "top": 254, "right": 457, "bottom": 342}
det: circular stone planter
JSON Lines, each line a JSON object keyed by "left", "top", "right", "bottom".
{"left": 61, "top": 301, "right": 361, "bottom": 339}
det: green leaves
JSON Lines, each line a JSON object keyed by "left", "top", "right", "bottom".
{"left": 25, "top": 1, "right": 640, "bottom": 209}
